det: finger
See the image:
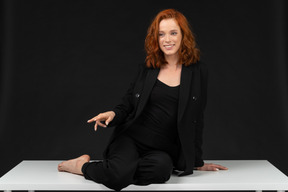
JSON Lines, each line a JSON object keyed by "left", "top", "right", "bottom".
{"left": 212, "top": 164, "right": 228, "bottom": 170}
{"left": 87, "top": 118, "right": 95, "bottom": 123}
{"left": 105, "top": 116, "right": 112, "bottom": 126}
{"left": 88, "top": 113, "right": 106, "bottom": 123}
{"left": 203, "top": 166, "right": 214, "bottom": 171}
{"left": 209, "top": 165, "right": 226, "bottom": 171}
{"left": 94, "top": 122, "right": 106, "bottom": 131}
{"left": 213, "top": 167, "right": 219, "bottom": 171}
{"left": 87, "top": 116, "right": 98, "bottom": 123}
{"left": 94, "top": 122, "right": 97, "bottom": 131}
{"left": 216, "top": 165, "right": 228, "bottom": 170}
{"left": 209, "top": 165, "right": 219, "bottom": 171}
{"left": 96, "top": 120, "right": 107, "bottom": 128}
{"left": 205, "top": 165, "right": 216, "bottom": 171}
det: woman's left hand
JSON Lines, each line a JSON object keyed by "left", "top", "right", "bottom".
{"left": 196, "top": 163, "right": 228, "bottom": 171}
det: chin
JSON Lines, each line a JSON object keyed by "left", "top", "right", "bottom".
{"left": 163, "top": 52, "right": 178, "bottom": 56}
{"left": 161, "top": 48, "right": 178, "bottom": 57}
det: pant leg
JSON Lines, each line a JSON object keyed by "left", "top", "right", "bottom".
{"left": 82, "top": 134, "right": 139, "bottom": 191}
{"left": 134, "top": 150, "right": 173, "bottom": 185}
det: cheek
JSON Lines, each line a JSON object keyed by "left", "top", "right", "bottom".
{"left": 171, "top": 37, "right": 180, "bottom": 48}
{"left": 175, "top": 36, "right": 182, "bottom": 44}
{"left": 158, "top": 39, "right": 165, "bottom": 51}
{"left": 158, "top": 38, "right": 163, "bottom": 45}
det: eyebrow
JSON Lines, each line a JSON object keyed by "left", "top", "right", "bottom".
{"left": 159, "top": 29, "right": 179, "bottom": 33}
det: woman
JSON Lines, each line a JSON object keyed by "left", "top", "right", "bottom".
{"left": 58, "top": 8, "right": 228, "bottom": 191}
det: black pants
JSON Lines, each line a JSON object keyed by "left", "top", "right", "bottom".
{"left": 81, "top": 133, "right": 174, "bottom": 191}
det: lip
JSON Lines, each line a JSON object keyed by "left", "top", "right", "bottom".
{"left": 163, "top": 44, "right": 175, "bottom": 50}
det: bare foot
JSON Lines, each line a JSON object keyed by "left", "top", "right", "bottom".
{"left": 58, "top": 154, "right": 90, "bottom": 175}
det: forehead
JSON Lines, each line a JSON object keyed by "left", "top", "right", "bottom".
{"left": 159, "top": 18, "right": 180, "bottom": 31}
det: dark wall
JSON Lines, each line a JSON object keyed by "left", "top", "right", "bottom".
{"left": 1, "top": 0, "right": 287, "bottom": 177}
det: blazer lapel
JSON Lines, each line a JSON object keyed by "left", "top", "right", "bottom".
{"left": 178, "top": 65, "right": 193, "bottom": 123}
{"left": 134, "top": 65, "right": 192, "bottom": 122}
{"left": 135, "top": 68, "right": 159, "bottom": 118}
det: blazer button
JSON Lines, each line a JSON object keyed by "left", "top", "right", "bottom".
{"left": 192, "top": 96, "right": 197, "bottom": 101}
{"left": 193, "top": 120, "right": 197, "bottom": 123}
{"left": 135, "top": 93, "right": 140, "bottom": 98}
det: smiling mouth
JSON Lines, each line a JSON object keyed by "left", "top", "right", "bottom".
{"left": 164, "top": 44, "right": 174, "bottom": 49}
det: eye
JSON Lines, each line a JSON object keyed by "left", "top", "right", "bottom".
{"left": 171, "top": 32, "right": 177, "bottom": 35}
{"left": 159, "top": 33, "right": 164, "bottom": 37}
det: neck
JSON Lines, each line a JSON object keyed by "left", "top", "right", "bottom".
{"left": 164, "top": 54, "right": 180, "bottom": 70}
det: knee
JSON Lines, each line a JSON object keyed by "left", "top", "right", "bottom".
{"left": 151, "top": 157, "right": 173, "bottom": 182}
{"left": 137, "top": 152, "right": 173, "bottom": 184}
{"left": 105, "top": 176, "right": 129, "bottom": 191}
{"left": 102, "top": 169, "right": 135, "bottom": 191}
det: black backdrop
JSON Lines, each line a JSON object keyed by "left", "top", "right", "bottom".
{"left": 1, "top": 0, "right": 287, "bottom": 178}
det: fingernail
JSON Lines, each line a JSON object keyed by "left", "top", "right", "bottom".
{"left": 215, "top": 168, "right": 219, "bottom": 171}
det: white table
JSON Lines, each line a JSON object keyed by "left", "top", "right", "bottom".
{"left": 0, "top": 160, "right": 288, "bottom": 191}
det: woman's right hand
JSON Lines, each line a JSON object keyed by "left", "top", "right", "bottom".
{"left": 87, "top": 111, "right": 116, "bottom": 131}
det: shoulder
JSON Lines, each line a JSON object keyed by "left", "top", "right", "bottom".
{"left": 137, "top": 62, "right": 146, "bottom": 69}
{"left": 136, "top": 62, "right": 149, "bottom": 72}
{"left": 185, "top": 61, "right": 208, "bottom": 82}
{"left": 199, "top": 61, "right": 208, "bottom": 76}
{"left": 132, "top": 63, "right": 147, "bottom": 76}
{"left": 185, "top": 61, "right": 208, "bottom": 72}
{"left": 132, "top": 62, "right": 151, "bottom": 82}
{"left": 136, "top": 62, "right": 158, "bottom": 74}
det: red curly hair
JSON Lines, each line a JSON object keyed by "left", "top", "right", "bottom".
{"left": 145, "top": 9, "right": 200, "bottom": 68}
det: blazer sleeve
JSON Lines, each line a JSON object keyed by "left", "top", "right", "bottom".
{"left": 108, "top": 63, "right": 144, "bottom": 127}
{"left": 194, "top": 62, "right": 208, "bottom": 167}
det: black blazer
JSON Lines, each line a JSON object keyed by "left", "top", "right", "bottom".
{"left": 105, "top": 61, "right": 208, "bottom": 176}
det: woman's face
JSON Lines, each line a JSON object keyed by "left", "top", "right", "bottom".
{"left": 158, "top": 18, "right": 182, "bottom": 58}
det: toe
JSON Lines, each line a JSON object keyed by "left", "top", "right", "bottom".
{"left": 81, "top": 154, "right": 91, "bottom": 162}
{"left": 58, "top": 162, "right": 63, "bottom": 171}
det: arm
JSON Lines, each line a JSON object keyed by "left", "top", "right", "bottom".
{"left": 110, "top": 63, "right": 144, "bottom": 126}
{"left": 87, "top": 63, "right": 145, "bottom": 130}
{"left": 194, "top": 62, "right": 228, "bottom": 171}
{"left": 194, "top": 62, "right": 208, "bottom": 167}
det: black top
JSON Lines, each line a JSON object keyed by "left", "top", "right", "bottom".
{"left": 127, "top": 79, "right": 180, "bottom": 159}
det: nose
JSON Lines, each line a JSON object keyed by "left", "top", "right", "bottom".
{"left": 164, "top": 35, "right": 171, "bottom": 42}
